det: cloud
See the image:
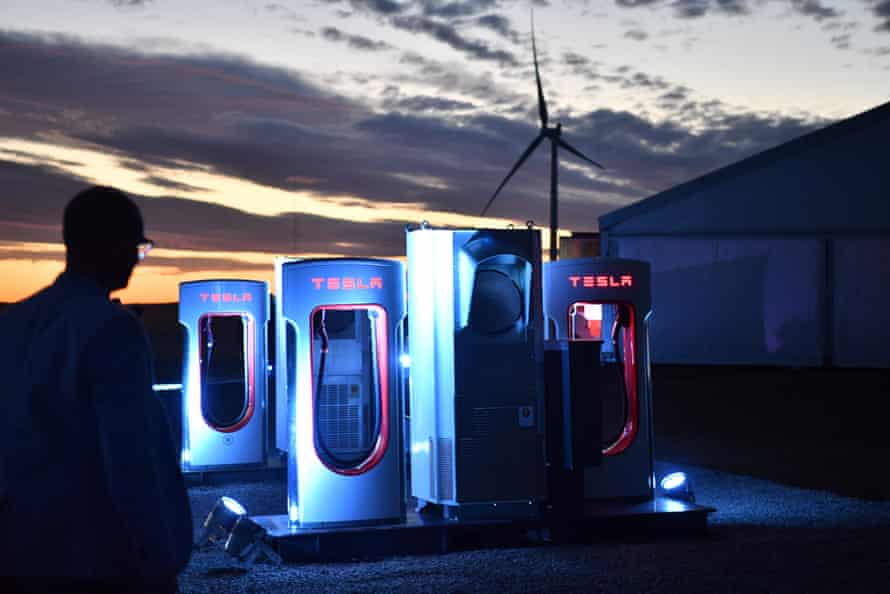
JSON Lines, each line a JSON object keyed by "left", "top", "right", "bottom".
{"left": 0, "top": 29, "right": 838, "bottom": 247}
{"left": 624, "top": 28, "right": 649, "bottom": 41}
{"left": 562, "top": 52, "right": 591, "bottom": 68}
{"left": 141, "top": 175, "right": 210, "bottom": 194}
{"left": 619, "top": 70, "right": 671, "bottom": 90}
{"left": 321, "top": 26, "right": 393, "bottom": 51}
{"left": 109, "top": 0, "right": 153, "bottom": 6}
{"left": 790, "top": 0, "right": 841, "bottom": 21}
{"left": 612, "top": 0, "right": 847, "bottom": 25}
{"left": 418, "top": 0, "right": 499, "bottom": 18}
{"left": 396, "top": 51, "right": 525, "bottom": 105}
{"left": 562, "top": 55, "right": 681, "bottom": 95}
{"left": 551, "top": 105, "right": 829, "bottom": 213}
{"left": 381, "top": 89, "right": 476, "bottom": 113}
{"left": 672, "top": 0, "right": 750, "bottom": 19}
{"left": 263, "top": 3, "right": 304, "bottom": 22}
{"left": 615, "top": 0, "right": 660, "bottom": 6}
{"left": 614, "top": 0, "right": 750, "bottom": 18}
{"left": 390, "top": 15, "right": 518, "bottom": 64}
{"left": 869, "top": 0, "right": 890, "bottom": 32}
{"left": 657, "top": 85, "right": 693, "bottom": 109}
{"left": 0, "top": 160, "right": 85, "bottom": 245}
{"left": 475, "top": 14, "right": 522, "bottom": 44}
{"left": 340, "top": 0, "right": 410, "bottom": 15}
{"left": 830, "top": 33, "right": 852, "bottom": 49}
{"left": 0, "top": 158, "right": 406, "bottom": 261}
{"left": 0, "top": 30, "right": 357, "bottom": 143}
{"left": 320, "top": 1, "right": 522, "bottom": 64}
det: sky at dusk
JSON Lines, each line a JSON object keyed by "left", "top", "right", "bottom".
{"left": 2, "top": 0, "right": 889, "bottom": 303}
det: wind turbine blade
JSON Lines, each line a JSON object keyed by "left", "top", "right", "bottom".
{"left": 558, "top": 138, "right": 605, "bottom": 169}
{"left": 531, "top": 18, "right": 548, "bottom": 129}
{"left": 481, "top": 134, "right": 545, "bottom": 217}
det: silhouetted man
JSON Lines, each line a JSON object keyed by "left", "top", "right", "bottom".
{"left": 0, "top": 186, "right": 193, "bottom": 593}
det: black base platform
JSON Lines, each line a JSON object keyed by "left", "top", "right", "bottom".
{"left": 254, "top": 497, "right": 714, "bottom": 562}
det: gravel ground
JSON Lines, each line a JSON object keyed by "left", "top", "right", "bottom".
{"left": 178, "top": 461, "right": 890, "bottom": 594}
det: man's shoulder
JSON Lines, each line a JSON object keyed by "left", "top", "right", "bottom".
{"left": 1, "top": 281, "right": 140, "bottom": 338}
{"left": 94, "top": 304, "right": 146, "bottom": 339}
{"left": 0, "top": 284, "right": 56, "bottom": 328}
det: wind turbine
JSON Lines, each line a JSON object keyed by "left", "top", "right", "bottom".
{"left": 481, "top": 19, "right": 604, "bottom": 262}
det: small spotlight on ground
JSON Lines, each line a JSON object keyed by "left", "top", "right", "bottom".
{"left": 225, "top": 516, "right": 283, "bottom": 567}
{"left": 197, "top": 496, "right": 247, "bottom": 548}
{"left": 196, "top": 497, "right": 281, "bottom": 567}
{"left": 659, "top": 471, "right": 695, "bottom": 502}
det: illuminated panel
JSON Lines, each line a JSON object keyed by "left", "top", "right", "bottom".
{"left": 569, "top": 301, "right": 603, "bottom": 340}
{"left": 308, "top": 304, "right": 390, "bottom": 477}
{"left": 565, "top": 301, "right": 638, "bottom": 457}
{"left": 197, "top": 313, "right": 256, "bottom": 433}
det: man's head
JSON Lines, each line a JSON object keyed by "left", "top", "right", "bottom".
{"left": 63, "top": 186, "right": 153, "bottom": 293}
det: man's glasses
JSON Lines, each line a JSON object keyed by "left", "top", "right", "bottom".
{"left": 137, "top": 240, "right": 154, "bottom": 262}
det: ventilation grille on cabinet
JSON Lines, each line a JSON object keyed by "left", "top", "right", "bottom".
{"left": 437, "top": 437, "right": 454, "bottom": 501}
{"left": 317, "top": 383, "right": 362, "bottom": 452}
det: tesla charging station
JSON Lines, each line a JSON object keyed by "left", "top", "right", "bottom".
{"left": 179, "top": 279, "right": 270, "bottom": 472}
{"left": 275, "top": 258, "right": 406, "bottom": 526}
{"left": 544, "top": 258, "right": 654, "bottom": 500}
{"left": 406, "top": 227, "right": 547, "bottom": 520}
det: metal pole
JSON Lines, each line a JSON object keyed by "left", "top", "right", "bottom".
{"left": 550, "top": 133, "right": 559, "bottom": 262}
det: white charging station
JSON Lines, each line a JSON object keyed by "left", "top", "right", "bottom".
{"left": 179, "top": 279, "right": 270, "bottom": 472}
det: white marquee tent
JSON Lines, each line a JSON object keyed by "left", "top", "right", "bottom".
{"left": 598, "top": 101, "right": 890, "bottom": 368}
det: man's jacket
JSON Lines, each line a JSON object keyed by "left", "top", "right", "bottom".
{"left": 0, "top": 271, "right": 193, "bottom": 579}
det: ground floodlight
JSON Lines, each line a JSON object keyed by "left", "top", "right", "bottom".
{"left": 659, "top": 472, "right": 695, "bottom": 502}
{"left": 196, "top": 496, "right": 247, "bottom": 547}
{"left": 224, "top": 516, "right": 283, "bottom": 567}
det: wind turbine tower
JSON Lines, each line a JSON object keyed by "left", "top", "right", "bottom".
{"left": 481, "top": 20, "right": 604, "bottom": 262}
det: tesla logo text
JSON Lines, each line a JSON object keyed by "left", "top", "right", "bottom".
{"left": 568, "top": 274, "right": 633, "bottom": 288}
{"left": 311, "top": 277, "right": 383, "bottom": 290}
{"left": 200, "top": 292, "right": 253, "bottom": 303}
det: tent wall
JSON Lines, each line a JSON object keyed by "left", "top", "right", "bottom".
{"left": 599, "top": 103, "right": 890, "bottom": 368}
{"left": 613, "top": 237, "right": 825, "bottom": 366}
{"left": 832, "top": 238, "right": 890, "bottom": 367}
{"left": 599, "top": 107, "right": 890, "bottom": 237}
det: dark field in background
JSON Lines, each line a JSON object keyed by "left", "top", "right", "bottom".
{"left": 132, "top": 302, "right": 890, "bottom": 502}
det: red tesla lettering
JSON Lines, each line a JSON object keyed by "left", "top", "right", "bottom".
{"left": 243, "top": 292, "right": 252, "bottom": 302}
{"left": 311, "top": 276, "right": 385, "bottom": 290}
{"left": 568, "top": 273, "right": 635, "bottom": 289}
{"left": 200, "top": 292, "right": 209, "bottom": 302}
{"left": 211, "top": 293, "right": 220, "bottom": 303}
{"left": 223, "top": 293, "right": 232, "bottom": 302}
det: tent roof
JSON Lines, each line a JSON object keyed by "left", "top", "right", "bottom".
{"left": 599, "top": 100, "right": 890, "bottom": 232}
